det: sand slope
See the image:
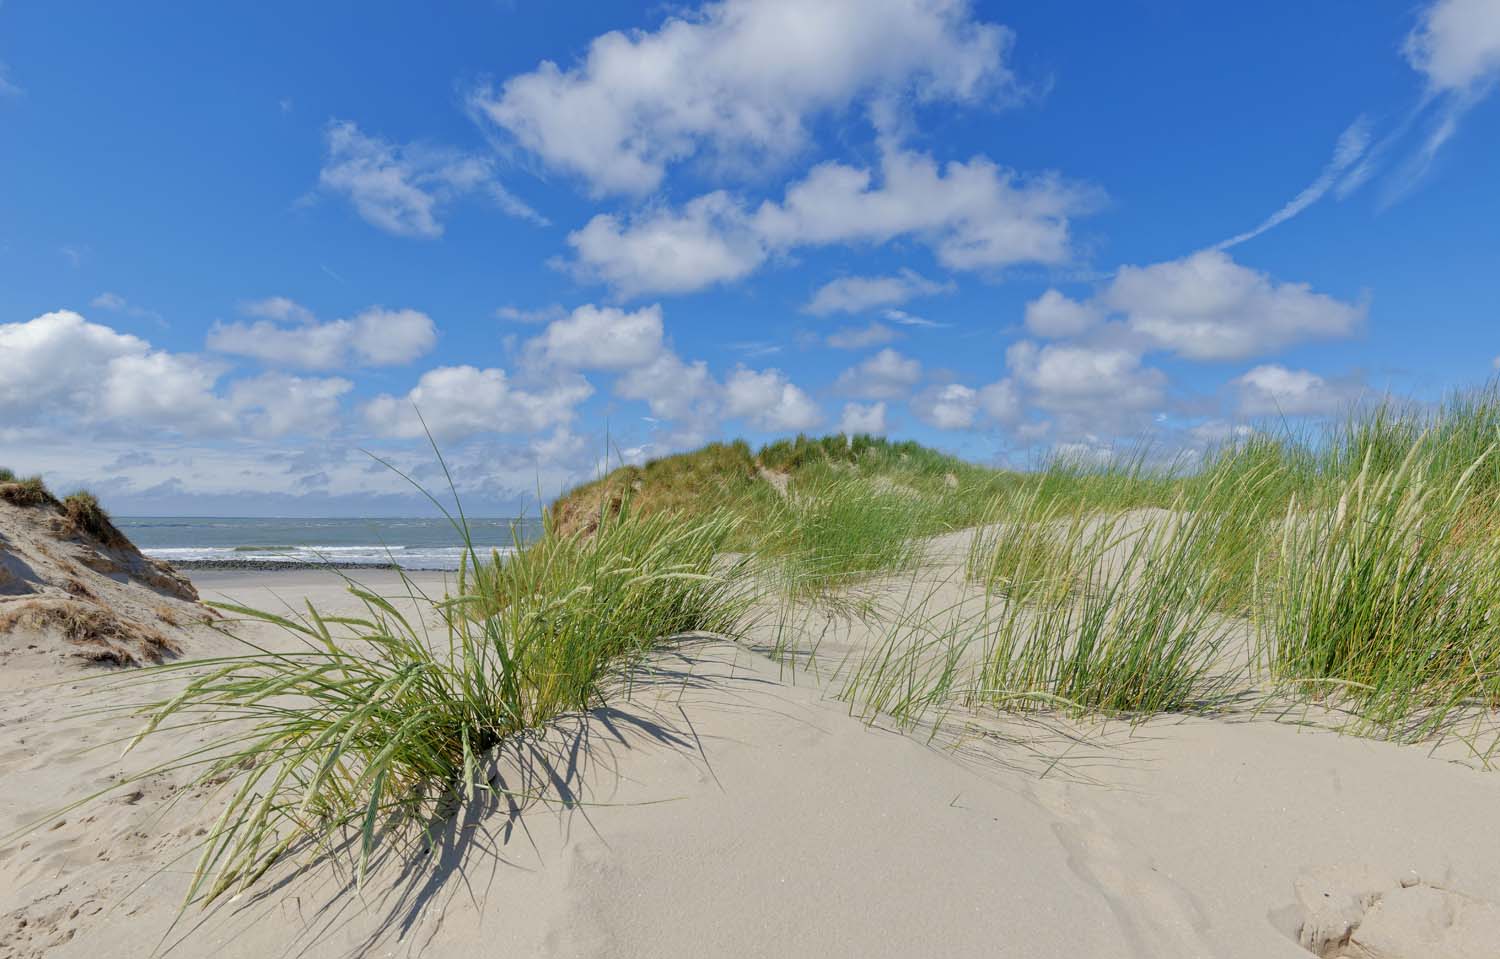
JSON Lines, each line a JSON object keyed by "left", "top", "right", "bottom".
{"left": 3, "top": 569, "right": 1500, "bottom": 958}
{"left": 0, "top": 492, "right": 204, "bottom": 666}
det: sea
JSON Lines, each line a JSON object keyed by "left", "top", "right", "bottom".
{"left": 117, "top": 516, "right": 543, "bottom": 571}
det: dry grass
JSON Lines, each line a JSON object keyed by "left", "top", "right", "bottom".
{"left": 0, "top": 475, "right": 57, "bottom": 508}
{"left": 61, "top": 491, "right": 129, "bottom": 548}
{"left": 0, "top": 598, "right": 180, "bottom": 664}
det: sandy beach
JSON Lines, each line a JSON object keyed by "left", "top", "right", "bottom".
{"left": 4, "top": 552, "right": 1500, "bottom": 959}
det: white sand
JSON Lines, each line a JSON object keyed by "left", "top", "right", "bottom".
{"left": 3, "top": 563, "right": 1500, "bottom": 959}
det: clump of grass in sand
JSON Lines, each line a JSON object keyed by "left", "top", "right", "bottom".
{"left": 970, "top": 493, "right": 1246, "bottom": 717}
{"left": 61, "top": 490, "right": 130, "bottom": 547}
{"left": 99, "top": 504, "right": 749, "bottom": 907}
{"left": 0, "top": 473, "right": 57, "bottom": 508}
{"left": 758, "top": 473, "right": 931, "bottom": 596}
{"left": 1259, "top": 440, "right": 1500, "bottom": 741}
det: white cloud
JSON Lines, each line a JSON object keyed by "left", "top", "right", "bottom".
{"left": 883, "top": 308, "right": 946, "bottom": 328}
{"left": 566, "top": 192, "right": 766, "bottom": 296}
{"left": 319, "top": 120, "right": 543, "bottom": 238}
{"left": 754, "top": 144, "right": 1095, "bottom": 271}
{"left": 230, "top": 373, "right": 352, "bottom": 437}
{"left": 911, "top": 383, "right": 978, "bottom": 430}
{"left": 724, "top": 366, "right": 822, "bottom": 431}
{"left": 617, "top": 351, "right": 720, "bottom": 424}
{"left": 568, "top": 143, "right": 1096, "bottom": 297}
{"left": 243, "top": 296, "right": 316, "bottom": 325}
{"left": 0, "top": 311, "right": 236, "bottom": 435}
{"left": 1405, "top": 0, "right": 1500, "bottom": 93}
{"left": 803, "top": 268, "right": 951, "bottom": 315}
{"left": 1233, "top": 365, "right": 1361, "bottom": 417}
{"left": 1104, "top": 250, "right": 1365, "bottom": 361}
{"left": 208, "top": 300, "right": 437, "bottom": 370}
{"left": 826, "top": 321, "right": 901, "bottom": 350}
{"left": 839, "top": 401, "right": 887, "bottom": 435}
{"left": 364, "top": 366, "right": 593, "bottom": 442}
{"left": 92, "top": 292, "right": 166, "bottom": 326}
{"left": 1215, "top": 118, "right": 1372, "bottom": 250}
{"left": 527, "top": 303, "right": 666, "bottom": 370}
{"left": 977, "top": 378, "right": 1022, "bottom": 425}
{"left": 1023, "top": 289, "right": 1101, "bottom": 338}
{"left": 475, "top": 0, "right": 1013, "bottom": 195}
{"left": 833, "top": 347, "right": 922, "bottom": 399}
{"left": 100, "top": 352, "right": 234, "bottom": 434}
{"left": 497, "top": 304, "right": 567, "bottom": 325}
{"left": 1373, "top": 0, "right": 1500, "bottom": 202}
{"left": 1006, "top": 340, "right": 1166, "bottom": 419}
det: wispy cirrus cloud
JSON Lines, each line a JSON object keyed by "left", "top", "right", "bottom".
{"left": 318, "top": 120, "right": 546, "bottom": 238}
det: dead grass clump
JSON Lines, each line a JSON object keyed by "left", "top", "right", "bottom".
{"left": 0, "top": 598, "right": 180, "bottom": 664}
{"left": 63, "top": 577, "right": 96, "bottom": 600}
{"left": 61, "top": 491, "right": 129, "bottom": 548}
{"left": 0, "top": 476, "right": 58, "bottom": 508}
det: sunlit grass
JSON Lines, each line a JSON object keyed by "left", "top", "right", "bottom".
{"left": 99, "top": 505, "right": 749, "bottom": 906}
{"left": 1258, "top": 440, "right": 1500, "bottom": 740}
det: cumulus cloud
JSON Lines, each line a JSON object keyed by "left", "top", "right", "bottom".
{"left": 230, "top": 373, "right": 353, "bottom": 437}
{"left": 1405, "top": 0, "right": 1500, "bottom": 94}
{"left": 566, "top": 192, "right": 766, "bottom": 296}
{"left": 1023, "top": 289, "right": 1101, "bottom": 338}
{"left": 527, "top": 304, "right": 666, "bottom": 370}
{"left": 1233, "top": 365, "right": 1362, "bottom": 417}
{"left": 803, "top": 268, "right": 951, "bottom": 315}
{"left": 1104, "top": 250, "right": 1365, "bottom": 361}
{"left": 753, "top": 144, "right": 1095, "bottom": 271}
{"left": 568, "top": 143, "right": 1097, "bottom": 298}
{"left": 363, "top": 366, "right": 593, "bottom": 442}
{"left": 208, "top": 299, "right": 437, "bottom": 370}
{"left": 724, "top": 366, "right": 822, "bottom": 431}
{"left": 833, "top": 348, "right": 922, "bottom": 400}
{"left": 976, "top": 378, "right": 1022, "bottom": 425}
{"left": 615, "top": 352, "right": 715, "bottom": 419}
{"left": 1006, "top": 340, "right": 1166, "bottom": 424}
{"left": 319, "top": 120, "right": 543, "bottom": 238}
{"left": 911, "top": 383, "right": 978, "bottom": 430}
{"left": 839, "top": 401, "right": 887, "bottom": 435}
{"left": 474, "top": 0, "right": 1014, "bottom": 195}
{"left": 1344, "top": 0, "right": 1500, "bottom": 203}
{"left": 826, "top": 322, "right": 902, "bottom": 350}
{"left": 0, "top": 311, "right": 237, "bottom": 435}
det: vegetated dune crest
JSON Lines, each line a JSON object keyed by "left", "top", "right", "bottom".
{"left": 0, "top": 476, "right": 207, "bottom": 666}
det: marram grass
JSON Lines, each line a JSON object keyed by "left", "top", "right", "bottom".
{"left": 109, "top": 506, "right": 750, "bottom": 907}
{"left": 1258, "top": 440, "right": 1500, "bottom": 741}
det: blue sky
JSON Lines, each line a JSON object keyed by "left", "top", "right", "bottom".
{"left": 2, "top": 0, "right": 1498, "bottom": 516}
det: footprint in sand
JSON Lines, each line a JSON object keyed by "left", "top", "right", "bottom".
{"left": 1291, "top": 865, "right": 1500, "bottom": 958}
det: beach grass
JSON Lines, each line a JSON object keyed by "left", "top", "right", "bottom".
{"left": 1257, "top": 439, "right": 1500, "bottom": 741}
{"left": 106, "top": 504, "right": 750, "bottom": 906}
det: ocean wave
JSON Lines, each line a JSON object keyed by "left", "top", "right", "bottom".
{"left": 144, "top": 545, "right": 513, "bottom": 571}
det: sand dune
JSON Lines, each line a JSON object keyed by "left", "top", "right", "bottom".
{"left": 3, "top": 563, "right": 1500, "bottom": 958}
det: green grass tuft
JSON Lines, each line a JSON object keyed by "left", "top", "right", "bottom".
{"left": 108, "top": 505, "right": 751, "bottom": 906}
